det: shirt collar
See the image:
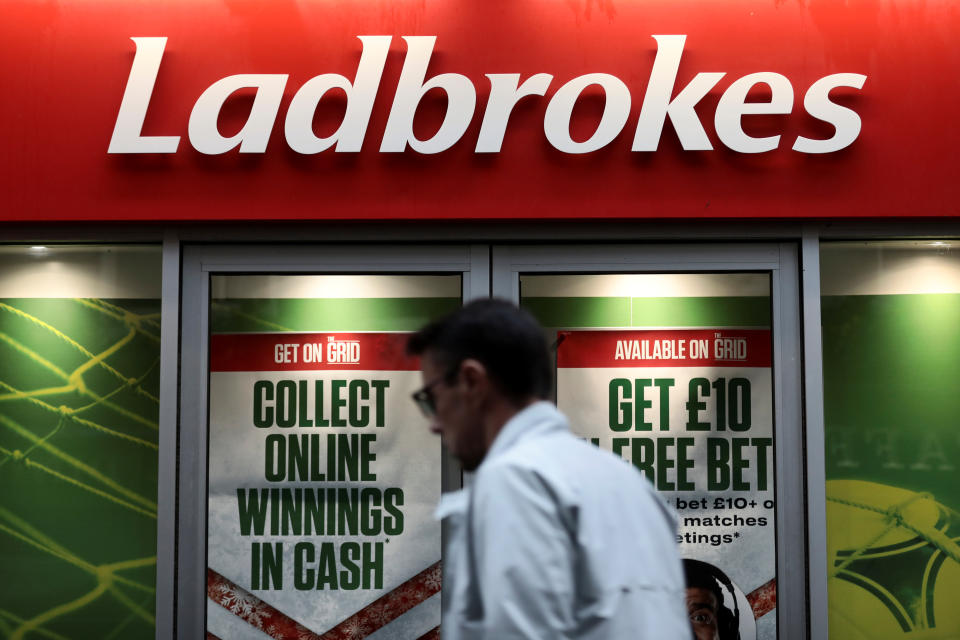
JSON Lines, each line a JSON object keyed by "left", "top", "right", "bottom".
{"left": 482, "top": 400, "right": 568, "bottom": 465}
{"left": 434, "top": 487, "right": 469, "bottom": 520}
{"left": 434, "top": 402, "right": 568, "bottom": 520}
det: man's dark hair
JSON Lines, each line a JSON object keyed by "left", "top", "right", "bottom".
{"left": 407, "top": 299, "right": 552, "bottom": 403}
{"left": 683, "top": 559, "right": 740, "bottom": 640}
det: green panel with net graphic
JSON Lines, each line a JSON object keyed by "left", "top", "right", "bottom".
{"left": 0, "top": 298, "right": 159, "bottom": 640}
{"left": 822, "top": 292, "right": 960, "bottom": 638}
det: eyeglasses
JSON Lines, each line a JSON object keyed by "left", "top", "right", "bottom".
{"left": 411, "top": 366, "right": 458, "bottom": 418}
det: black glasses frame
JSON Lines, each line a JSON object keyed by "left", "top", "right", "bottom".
{"left": 411, "top": 364, "right": 460, "bottom": 418}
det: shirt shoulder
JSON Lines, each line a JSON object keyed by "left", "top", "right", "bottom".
{"left": 488, "top": 429, "right": 661, "bottom": 500}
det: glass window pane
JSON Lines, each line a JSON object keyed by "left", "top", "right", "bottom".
{"left": 205, "top": 274, "right": 459, "bottom": 639}
{"left": 522, "top": 272, "right": 778, "bottom": 640}
{"left": 0, "top": 245, "right": 162, "bottom": 639}
{"left": 821, "top": 241, "right": 960, "bottom": 638}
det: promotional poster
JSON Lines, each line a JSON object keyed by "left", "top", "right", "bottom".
{"left": 203, "top": 274, "right": 459, "bottom": 640}
{"left": 207, "top": 332, "right": 441, "bottom": 639}
{"left": 556, "top": 327, "right": 776, "bottom": 639}
{"left": 522, "top": 272, "right": 776, "bottom": 640}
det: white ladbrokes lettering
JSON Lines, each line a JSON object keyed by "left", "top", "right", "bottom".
{"left": 108, "top": 35, "right": 867, "bottom": 156}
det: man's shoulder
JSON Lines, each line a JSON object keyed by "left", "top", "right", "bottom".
{"left": 479, "top": 428, "right": 652, "bottom": 498}
{"left": 485, "top": 426, "right": 592, "bottom": 470}
{"left": 511, "top": 427, "right": 642, "bottom": 473}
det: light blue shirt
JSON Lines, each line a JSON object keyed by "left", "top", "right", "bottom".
{"left": 436, "top": 401, "right": 690, "bottom": 640}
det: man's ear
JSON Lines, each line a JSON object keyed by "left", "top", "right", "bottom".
{"left": 458, "top": 358, "right": 489, "bottom": 395}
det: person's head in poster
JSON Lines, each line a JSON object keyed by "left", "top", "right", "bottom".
{"left": 683, "top": 559, "right": 741, "bottom": 640}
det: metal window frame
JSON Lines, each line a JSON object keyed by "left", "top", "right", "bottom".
{"left": 156, "top": 232, "right": 181, "bottom": 640}
{"left": 491, "top": 242, "right": 807, "bottom": 640}
{"left": 175, "top": 243, "right": 489, "bottom": 639}
{"left": 800, "top": 228, "right": 827, "bottom": 640}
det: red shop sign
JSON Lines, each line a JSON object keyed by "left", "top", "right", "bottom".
{"left": 1, "top": 0, "right": 958, "bottom": 221}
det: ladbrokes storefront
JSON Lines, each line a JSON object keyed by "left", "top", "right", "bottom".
{"left": 1, "top": 1, "right": 958, "bottom": 639}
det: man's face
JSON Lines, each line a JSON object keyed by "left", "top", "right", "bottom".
{"left": 420, "top": 352, "right": 487, "bottom": 471}
{"left": 686, "top": 587, "right": 721, "bottom": 640}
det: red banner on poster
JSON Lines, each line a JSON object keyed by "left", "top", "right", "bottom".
{"left": 556, "top": 329, "right": 771, "bottom": 368}
{"left": 210, "top": 333, "right": 418, "bottom": 372}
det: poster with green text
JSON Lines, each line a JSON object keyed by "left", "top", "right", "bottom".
{"left": 206, "top": 332, "right": 441, "bottom": 640}
{"left": 557, "top": 328, "right": 776, "bottom": 640}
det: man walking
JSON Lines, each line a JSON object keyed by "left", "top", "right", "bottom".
{"left": 408, "top": 299, "right": 690, "bottom": 639}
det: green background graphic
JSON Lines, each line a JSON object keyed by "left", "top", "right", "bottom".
{"left": 521, "top": 296, "right": 770, "bottom": 329}
{"left": 823, "top": 293, "right": 960, "bottom": 637}
{"left": 211, "top": 298, "right": 460, "bottom": 334}
{"left": 0, "top": 298, "right": 160, "bottom": 640}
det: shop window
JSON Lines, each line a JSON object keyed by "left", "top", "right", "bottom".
{"left": 0, "top": 245, "right": 162, "bottom": 639}
{"left": 821, "top": 241, "right": 960, "bottom": 638}
{"left": 521, "top": 273, "right": 779, "bottom": 640}
{"left": 205, "top": 274, "right": 459, "bottom": 639}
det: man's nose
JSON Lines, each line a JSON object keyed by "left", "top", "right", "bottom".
{"left": 429, "top": 419, "right": 443, "bottom": 435}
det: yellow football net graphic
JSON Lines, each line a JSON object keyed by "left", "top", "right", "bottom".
{"left": 0, "top": 298, "right": 160, "bottom": 640}
{"left": 826, "top": 480, "right": 960, "bottom": 639}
